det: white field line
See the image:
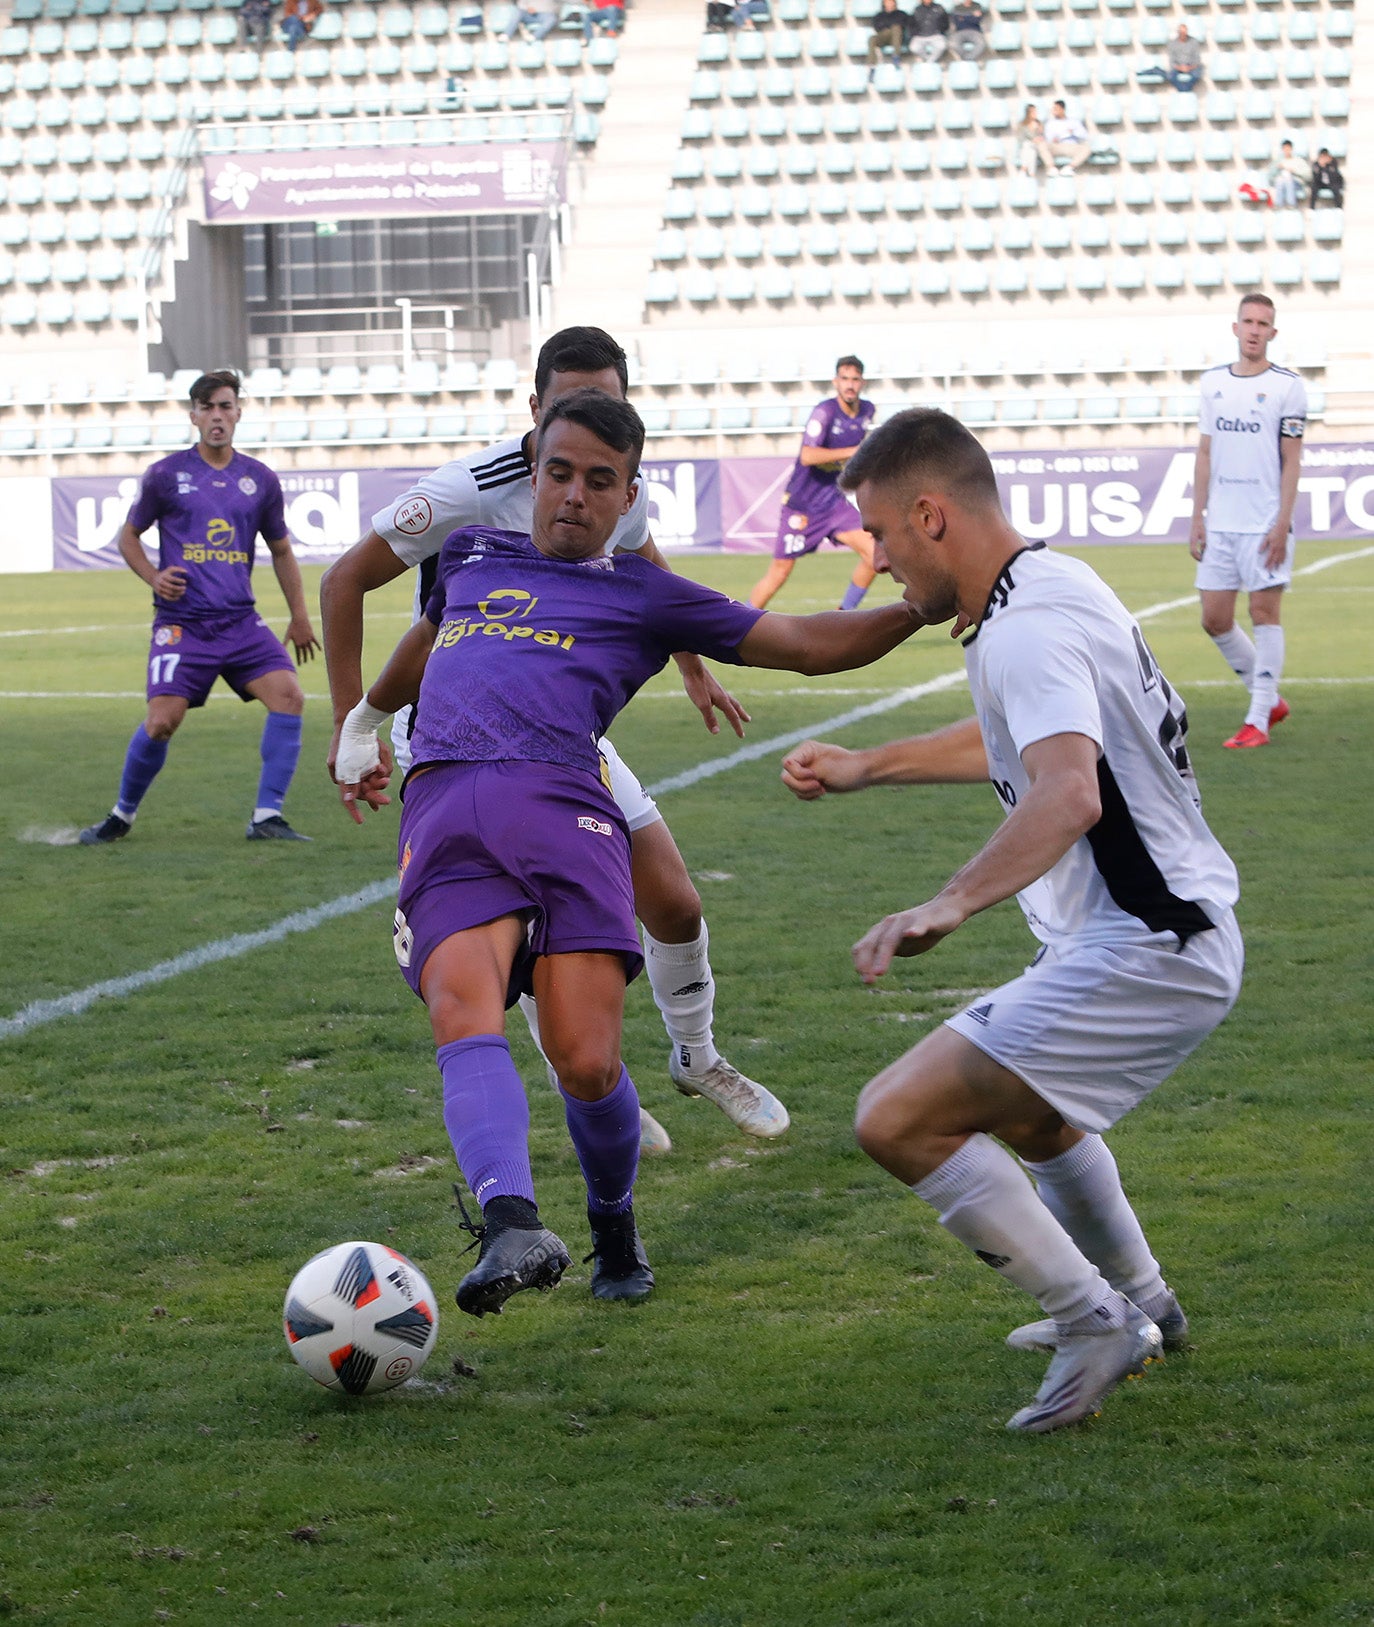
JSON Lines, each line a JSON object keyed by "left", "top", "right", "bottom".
{"left": 6, "top": 541, "right": 1374, "bottom": 1041}
{"left": 0, "top": 880, "right": 397, "bottom": 1039}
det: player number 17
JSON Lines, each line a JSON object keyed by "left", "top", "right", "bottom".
{"left": 150, "top": 653, "right": 181, "bottom": 684}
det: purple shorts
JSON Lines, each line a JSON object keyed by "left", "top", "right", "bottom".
{"left": 772, "top": 495, "right": 867, "bottom": 559}
{"left": 146, "top": 612, "right": 294, "bottom": 708}
{"left": 393, "top": 759, "right": 643, "bottom": 1001}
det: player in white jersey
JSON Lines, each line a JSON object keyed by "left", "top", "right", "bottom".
{"left": 1189, "top": 293, "right": 1307, "bottom": 749}
{"left": 780, "top": 410, "right": 1243, "bottom": 1434}
{"left": 320, "top": 327, "right": 789, "bottom": 1150}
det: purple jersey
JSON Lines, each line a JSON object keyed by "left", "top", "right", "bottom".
{"left": 782, "top": 395, "right": 876, "bottom": 513}
{"left": 413, "top": 527, "right": 764, "bottom": 780}
{"left": 126, "top": 446, "right": 287, "bottom": 623}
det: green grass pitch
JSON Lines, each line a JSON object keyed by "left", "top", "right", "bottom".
{"left": 1, "top": 543, "right": 1371, "bottom": 1626}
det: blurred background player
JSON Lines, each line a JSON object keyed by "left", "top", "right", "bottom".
{"left": 1189, "top": 294, "right": 1306, "bottom": 749}
{"left": 320, "top": 327, "right": 788, "bottom": 1151}
{"left": 79, "top": 370, "right": 319, "bottom": 846}
{"left": 748, "top": 357, "right": 881, "bottom": 612}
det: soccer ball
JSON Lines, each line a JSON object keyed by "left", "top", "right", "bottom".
{"left": 283, "top": 1240, "right": 439, "bottom": 1395}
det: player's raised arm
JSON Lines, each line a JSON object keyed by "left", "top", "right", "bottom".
{"left": 851, "top": 730, "right": 1101, "bottom": 982}
{"left": 633, "top": 533, "right": 751, "bottom": 739}
{"left": 781, "top": 716, "right": 990, "bottom": 801}
{"left": 737, "top": 601, "right": 922, "bottom": 676}
{"left": 319, "top": 529, "right": 410, "bottom": 770}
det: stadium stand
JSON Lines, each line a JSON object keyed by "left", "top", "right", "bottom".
{"left": 0, "top": 0, "right": 1362, "bottom": 462}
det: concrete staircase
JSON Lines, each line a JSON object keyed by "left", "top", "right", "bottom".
{"left": 552, "top": 0, "right": 704, "bottom": 335}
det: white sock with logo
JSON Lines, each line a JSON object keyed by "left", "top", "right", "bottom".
{"left": 1020, "top": 1134, "right": 1168, "bottom": 1312}
{"left": 913, "top": 1133, "right": 1122, "bottom": 1328}
{"left": 643, "top": 925, "right": 720, "bottom": 1075}
{"left": 1246, "top": 624, "right": 1285, "bottom": 730}
{"left": 1209, "top": 625, "right": 1256, "bottom": 690}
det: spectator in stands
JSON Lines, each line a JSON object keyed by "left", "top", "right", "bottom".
{"left": 949, "top": 0, "right": 986, "bottom": 61}
{"left": 1036, "top": 100, "right": 1092, "bottom": 173}
{"left": 907, "top": 0, "right": 950, "bottom": 62}
{"left": 584, "top": 0, "right": 624, "bottom": 43}
{"left": 1139, "top": 25, "right": 1203, "bottom": 92}
{"left": 1310, "top": 148, "right": 1343, "bottom": 209}
{"left": 1269, "top": 141, "right": 1306, "bottom": 209}
{"left": 1014, "top": 103, "right": 1045, "bottom": 176}
{"left": 867, "top": 0, "right": 910, "bottom": 64}
{"left": 240, "top": 0, "right": 274, "bottom": 46}
{"left": 505, "top": 0, "right": 559, "bottom": 42}
{"left": 706, "top": 0, "right": 758, "bottom": 28}
{"left": 279, "top": 0, "right": 321, "bottom": 52}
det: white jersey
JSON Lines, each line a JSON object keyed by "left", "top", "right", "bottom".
{"left": 964, "top": 545, "right": 1239, "bottom": 951}
{"left": 373, "top": 432, "right": 651, "bottom": 573}
{"left": 1198, "top": 363, "right": 1306, "bottom": 533}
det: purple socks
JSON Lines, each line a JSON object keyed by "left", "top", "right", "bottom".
{"left": 255, "top": 711, "right": 303, "bottom": 818}
{"left": 114, "top": 724, "right": 169, "bottom": 821}
{"left": 437, "top": 1035, "right": 536, "bottom": 1208}
{"left": 839, "top": 580, "right": 870, "bottom": 611}
{"left": 560, "top": 1066, "right": 640, "bottom": 1216}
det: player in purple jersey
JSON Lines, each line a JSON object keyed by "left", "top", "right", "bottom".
{"left": 321, "top": 326, "right": 787, "bottom": 1153}
{"left": 78, "top": 371, "right": 319, "bottom": 846}
{"left": 748, "top": 356, "right": 882, "bottom": 612}
{"left": 333, "top": 391, "right": 924, "bottom": 1319}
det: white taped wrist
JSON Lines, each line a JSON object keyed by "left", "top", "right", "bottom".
{"left": 336, "top": 698, "right": 391, "bottom": 784}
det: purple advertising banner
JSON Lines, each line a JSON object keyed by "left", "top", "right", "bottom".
{"left": 46, "top": 445, "right": 1374, "bottom": 572}
{"left": 203, "top": 143, "right": 564, "bottom": 224}
{"left": 717, "top": 444, "right": 1374, "bottom": 551}
{"left": 50, "top": 468, "right": 428, "bottom": 572}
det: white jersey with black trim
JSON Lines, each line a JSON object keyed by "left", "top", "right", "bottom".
{"left": 373, "top": 432, "right": 651, "bottom": 571}
{"left": 1198, "top": 363, "right": 1307, "bottom": 534}
{"left": 964, "top": 545, "right": 1239, "bottom": 951}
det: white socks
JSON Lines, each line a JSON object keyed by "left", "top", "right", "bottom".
{"left": 1209, "top": 624, "right": 1256, "bottom": 686}
{"left": 914, "top": 1133, "right": 1119, "bottom": 1327}
{"left": 1020, "top": 1134, "right": 1169, "bottom": 1315}
{"left": 1247, "top": 624, "right": 1285, "bottom": 731}
{"left": 643, "top": 924, "right": 720, "bottom": 1075}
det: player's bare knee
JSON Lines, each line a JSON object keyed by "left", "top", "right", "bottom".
{"left": 854, "top": 1077, "right": 922, "bottom": 1161}
{"left": 546, "top": 1042, "right": 620, "bottom": 1101}
{"left": 144, "top": 712, "right": 180, "bottom": 742}
{"left": 1200, "top": 609, "right": 1234, "bottom": 638}
{"left": 271, "top": 687, "right": 306, "bottom": 718}
{"left": 637, "top": 883, "right": 702, "bottom": 944}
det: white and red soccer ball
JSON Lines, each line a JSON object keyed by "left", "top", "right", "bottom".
{"left": 283, "top": 1241, "right": 439, "bottom": 1395}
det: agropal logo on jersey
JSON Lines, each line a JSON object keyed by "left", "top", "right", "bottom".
{"left": 434, "top": 586, "right": 578, "bottom": 653}
{"left": 182, "top": 518, "right": 250, "bottom": 565}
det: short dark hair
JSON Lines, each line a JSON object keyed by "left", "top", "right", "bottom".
{"left": 1238, "top": 292, "right": 1275, "bottom": 318}
{"left": 840, "top": 408, "right": 1000, "bottom": 509}
{"left": 1052, "top": 99, "right": 1066, "bottom": 111}
{"left": 835, "top": 355, "right": 864, "bottom": 376}
{"left": 536, "top": 387, "right": 645, "bottom": 481}
{"left": 533, "top": 326, "right": 629, "bottom": 404}
{"left": 189, "top": 369, "right": 241, "bottom": 406}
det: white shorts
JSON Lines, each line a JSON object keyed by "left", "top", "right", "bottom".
{"left": 599, "top": 736, "right": 662, "bottom": 833}
{"left": 391, "top": 714, "right": 661, "bottom": 834}
{"left": 1195, "top": 529, "right": 1294, "bottom": 593}
{"left": 944, "top": 911, "right": 1244, "bottom": 1134}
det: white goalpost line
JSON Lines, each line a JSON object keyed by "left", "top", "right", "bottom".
{"left": 4, "top": 542, "right": 1373, "bottom": 1041}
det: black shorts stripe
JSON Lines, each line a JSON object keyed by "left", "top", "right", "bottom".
{"left": 1086, "top": 758, "right": 1214, "bottom": 943}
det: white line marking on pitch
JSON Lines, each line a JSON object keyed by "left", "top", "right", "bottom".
{"left": 7, "top": 541, "right": 1373, "bottom": 1041}
{"left": 0, "top": 880, "right": 397, "bottom": 1039}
